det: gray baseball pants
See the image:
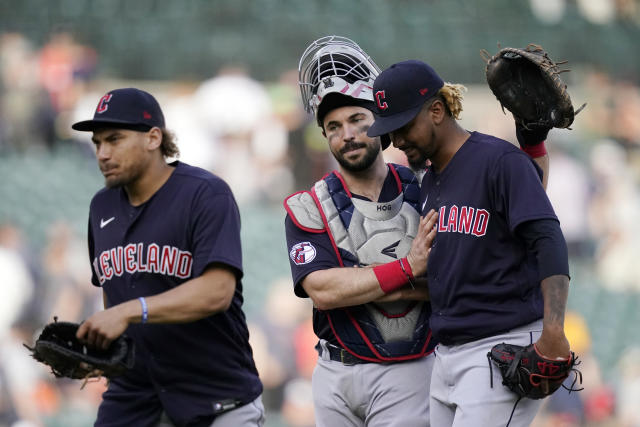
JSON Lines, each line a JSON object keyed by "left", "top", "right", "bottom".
{"left": 312, "top": 339, "right": 434, "bottom": 427}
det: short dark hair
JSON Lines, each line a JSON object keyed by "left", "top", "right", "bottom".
{"left": 317, "top": 94, "right": 376, "bottom": 128}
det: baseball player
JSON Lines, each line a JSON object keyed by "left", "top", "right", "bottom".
{"left": 72, "top": 88, "right": 264, "bottom": 427}
{"left": 367, "top": 60, "right": 571, "bottom": 427}
{"left": 284, "top": 36, "right": 439, "bottom": 427}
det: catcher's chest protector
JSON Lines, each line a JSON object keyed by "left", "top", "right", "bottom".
{"left": 286, "top": 164, "right": 434, "bottom": 362}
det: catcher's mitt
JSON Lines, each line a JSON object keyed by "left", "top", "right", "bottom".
{"left": 481, "top": 44, "right": 586, "bottom": 130}
{"left": 24, "top": 319, "right": 135, "bottom": 383}
{"left": 487, "top": 343, "right": 583, "bottom": 400}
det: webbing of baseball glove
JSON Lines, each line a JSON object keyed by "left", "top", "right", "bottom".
{"left": 487, "top": 342, "right": 583, "bottom": 400}
{"left": 24, "top": 317, "right": 135, "bottom": 387}
{"left": 481, "top": 43, "right": 586, "bottom": 130}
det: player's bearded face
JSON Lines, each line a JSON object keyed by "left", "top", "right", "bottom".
{"left": 334, "top": 138, "right": 380, "bottom": 172}
{"left": 93, "top": 129, "right": 151, "bottom": 188}
{"left": 323, "top": 106, "right": 381, "bottom": 172}
{"left": 390, "top": 107, "right": 437, "bottom": 167}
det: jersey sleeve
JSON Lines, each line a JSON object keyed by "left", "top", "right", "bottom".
{"left": 491, "top": 151, "right": 558, "bottom": 231}
{"left": 285, "top": 215, "right": 341, "bottom": 298}
{"left": 189, "top": 183, "right": 243, "bottom": 279}
{"left": 516, "top": 218, "right": 570, "bottom": 281}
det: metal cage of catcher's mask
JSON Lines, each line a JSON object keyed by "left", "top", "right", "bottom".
{"left": 298, "top": 35, "right": 381, "bottom": 116}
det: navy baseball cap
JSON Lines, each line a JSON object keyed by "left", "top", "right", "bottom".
{"left": 72, "top": 88, "right": 165, "bottom": 132}
{"left": 367, "top": 60, "right": 444, "bottom": 137}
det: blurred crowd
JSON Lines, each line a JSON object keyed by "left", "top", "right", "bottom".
{"left": 1, "top": 31, "right": 639, "bottom": 427}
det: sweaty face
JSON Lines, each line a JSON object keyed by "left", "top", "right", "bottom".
{"left": 390, "top": 105, "right": 436, "bottom": 169}
{"left": 91, "top": 128, "right": 153, "bottom": 188}
{"left": 323, "top": 106, "right": 381, "bottom": 172}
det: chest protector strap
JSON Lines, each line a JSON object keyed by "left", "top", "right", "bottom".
{"left": 285, "top": 164, "right": 434, "bottom": 362}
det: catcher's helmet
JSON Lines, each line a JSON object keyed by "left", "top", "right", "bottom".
{"left": 299, "top": 35, "right": 380, "bottom": 114}
{"left": 298, "top": 36, "right": 390, "bottom": 148}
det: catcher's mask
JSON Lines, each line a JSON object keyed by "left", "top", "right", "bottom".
{"left": 298, "top": 35, "right": 391, "bottom": 149}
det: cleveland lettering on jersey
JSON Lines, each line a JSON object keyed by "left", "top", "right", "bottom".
{"left": 437, "top": 205, "right": 490, "bottom": 237}
{"left": 92, "top": 243, "right": 193, "bottom": 284}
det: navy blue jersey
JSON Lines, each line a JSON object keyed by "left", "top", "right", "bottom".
{"left": 87, "top": 161, "right": 262, "bottom": 421}
{"left": 420, "top": 132, "right": 558, "bottom": 345}
{"left": 285, "top": 167, "right": 402, "bottom": 345}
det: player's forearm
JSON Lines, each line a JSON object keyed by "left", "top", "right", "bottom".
{"left": 515, "top": 121, "right": 550, "bottom": 190}
{"left": 121, "top": 267, "right": 236, "bottom": 324}
{"left": 302, "top": 266, "right": 386, "bottom": 310}
{"left": 537, "top": 274, "right": 571, "bottom": 359}
{"left": 374, "top": 284, "right": 429, "bottom": 303}
{"left": 532, "top": 154, "right": 549, "bottom": 190}
{"left": 302, "top": 210, "right": 437, "bottom": 310}
{"left": 540, "top": 274, "right": 569, "bottom": 333}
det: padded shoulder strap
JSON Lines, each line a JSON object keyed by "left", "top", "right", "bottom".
{"left": 284, "top": 191, "right": 325, "bottom": 232}
{"left": 389, "top": 163, "right": 420, "bottom": 211}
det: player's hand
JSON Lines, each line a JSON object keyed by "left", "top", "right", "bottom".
{"left": 406, "top": 209, "right": 438, "bottom": 277}
{"left": 535, "top": 328, "right": 571, "bottom": 360}
{"left": 76, "top": 304, "right": 133, "bottom": 350}
{"left": 533, "top": 328, "right": 571, "bottom": 394}
{"left": 515, "top": 119, "right": 551, "bottom": 147}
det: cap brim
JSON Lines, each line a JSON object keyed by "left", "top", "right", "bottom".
{"left": 367, "top": 104, "right": 423, "bottom": 137}
{"left": 71, "top": 119, "right": 151, "bottom": 132}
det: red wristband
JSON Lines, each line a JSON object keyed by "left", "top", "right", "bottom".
{"left": 373, "top": 260, "right": 407, "bottom": 294}
{"left": 521, "top": 141, "right": 547, "bottom": 158}
{"left": 400, "top": 257, "right": 414, "bottom": 278}
{"left": 399, "top": 257, "right": 416, "bottom": 289}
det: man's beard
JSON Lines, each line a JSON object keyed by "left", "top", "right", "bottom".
{"left": 406, "top": 129, "right": 436, "bottom": 171}
{"left": 408, "top": 153, "right": 428, "bottom": 171}
{"left": 335, "top": 140, "right": 381, "bottom": 172}
{"left": 105, "top": 176, "right": 125, "bottom": 189}
{"left": 102, "top": 162, "right": 144, "bottom": 189}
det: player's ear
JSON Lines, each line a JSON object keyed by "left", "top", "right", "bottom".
{"left": 429, "top": 99, "right": 446, "bottom": 125}
{"left": 146, "top": 127, "right": 163, "bottom": 151}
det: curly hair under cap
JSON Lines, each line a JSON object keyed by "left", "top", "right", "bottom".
{"left": 437, "top": 83, "right": 467, "bottom": 119}
{"left": 160, "top": 128, "right": 179, "bottom": 158}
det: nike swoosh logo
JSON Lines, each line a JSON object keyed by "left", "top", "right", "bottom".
{"left": 421, "top": 195, "right": 428, "bottom": 212}
{"left": 100, "top": 217, "right": 115, "bottom": 228}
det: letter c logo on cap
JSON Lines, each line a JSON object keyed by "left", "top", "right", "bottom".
{"left": 96, "top": 94, "right": 113, "bottom": 114}
{"left": 375, "top": 90, "right": 388, "bottom": 111}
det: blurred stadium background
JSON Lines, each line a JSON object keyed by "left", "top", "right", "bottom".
{"left": 0, "top": 0, "right": 639, "bottom": 426}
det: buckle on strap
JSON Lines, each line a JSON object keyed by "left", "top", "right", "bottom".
{"left": 334, "top": 345, "right": 361, "bottom": 365}
{"left": 318, "top": 342, "right": 365, "bottom": 365}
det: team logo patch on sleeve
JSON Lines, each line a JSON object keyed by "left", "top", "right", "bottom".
{"left": 290, "top": 242, "right": 317, "bottom": 265}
